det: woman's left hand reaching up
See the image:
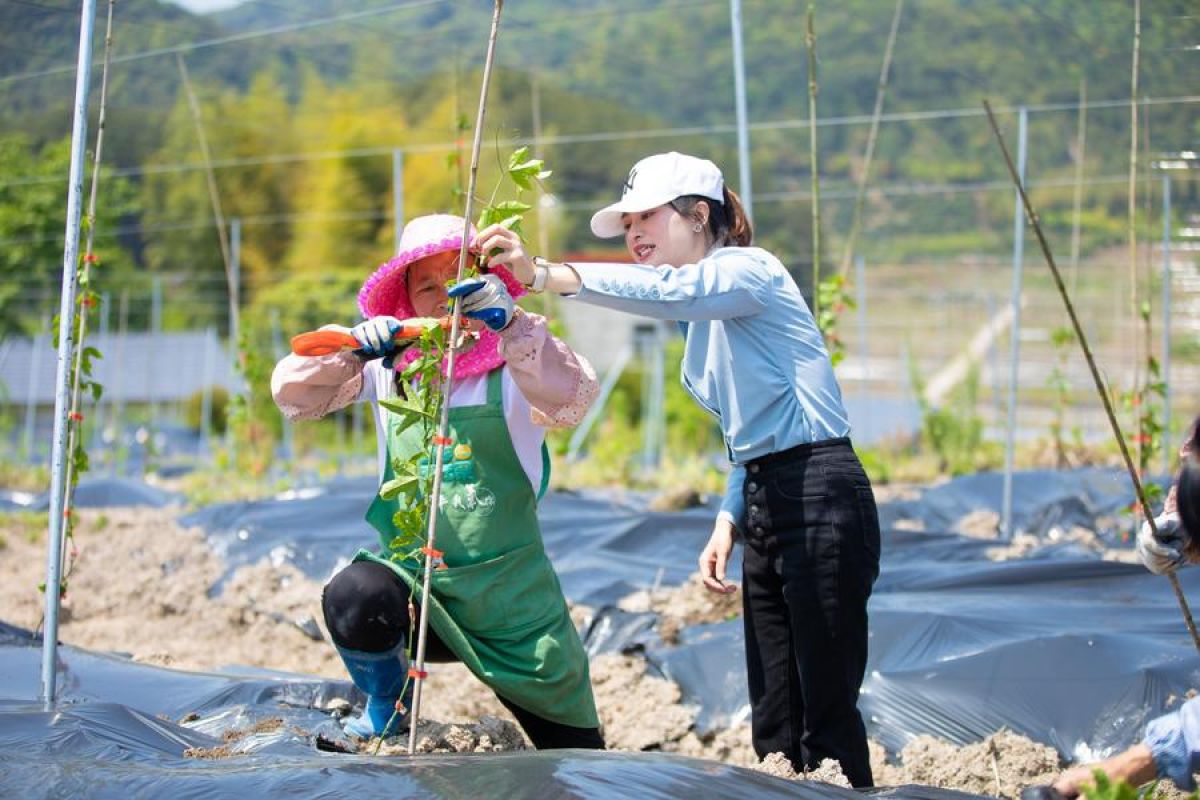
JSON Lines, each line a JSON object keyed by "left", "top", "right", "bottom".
{"left": 448, "top": 274, "right": 516, "bottom": 331}
{"left": 473, "top": 224, "right": 535, "bottom": 285}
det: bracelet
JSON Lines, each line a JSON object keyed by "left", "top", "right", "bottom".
{"left": 529, "top": 257, "right": 551, "bottom": 293}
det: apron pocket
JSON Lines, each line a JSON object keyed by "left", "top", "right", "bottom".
{"left": 431, "top": 542, "right": 563, "bottom": 636}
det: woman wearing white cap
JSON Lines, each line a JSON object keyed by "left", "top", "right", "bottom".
{"left": 474, "top": 151, "right": 881, "bottom": 787}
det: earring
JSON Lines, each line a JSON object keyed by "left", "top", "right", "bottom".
{"left": 692, "top": 223, "right": 703, "bottom": 233}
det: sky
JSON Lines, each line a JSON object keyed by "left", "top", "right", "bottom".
{"left": 163, "top": 0, "right": 244, "bottom": 13}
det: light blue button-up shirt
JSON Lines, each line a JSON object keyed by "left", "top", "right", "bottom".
{"left": 569, "top": 246, "right": 850, "bottom": 527}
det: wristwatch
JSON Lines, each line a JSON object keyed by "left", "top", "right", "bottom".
{"left": 528, "top": 257, "right": 551, "bottom": 293}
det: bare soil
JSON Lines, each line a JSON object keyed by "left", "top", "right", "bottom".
{"left": 0, "top": 505, "right": 1112, "bottom": 796}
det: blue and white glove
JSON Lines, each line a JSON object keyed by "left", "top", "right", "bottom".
{"left": 1136, "top": 511, "right": 1187, "bottom": 575}
{"left": 351, "top": 316, "right": 403, "bottom": 361}
{"left": 447, "top": 274, "right": 515, "bottom": 332}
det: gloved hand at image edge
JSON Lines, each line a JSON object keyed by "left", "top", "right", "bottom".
{"left": 1136, "top": 511, "right": 1187, "bottom": 575}
{"left": 448, "top": 274, "right": 515, "bottom": 332}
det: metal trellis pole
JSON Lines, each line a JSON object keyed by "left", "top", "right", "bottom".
{"left": 41, "top": 0, "right": 98, "bottom": 709}
{"left": 200, "top": 325, "right": 215, "bottom": 455}
{"left": 1000, "top": 106, "right": 1027, "bottom": 540}
{"left": 23, "top": 328, "right": 44, "bottom": 463}
{"left": 393, "top": 149, "right": 405, "bottom": 254}
{"left": 226, "top": 218, "right": 241, "bottom": 462}
{"left": 855, "top": 255, "right": 868, "bottom": 386}
{"left": 567, "top": 346, "right": 633, "bottom": 462}
{"left": 270, "top": 311, "right": 293, "bottom": 464}
{"left": 1161, "top": 173, "right": 1172, "bottom": 475}
{"left": 149, "top": 276, "right": 162, "bottom": 455}
{"left": 729, "top": 0, "right": 753, "bottom": 220}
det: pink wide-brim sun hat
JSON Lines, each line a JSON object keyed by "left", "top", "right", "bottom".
{"left": 357, "top": 213, "right": 526, "bottom": 320}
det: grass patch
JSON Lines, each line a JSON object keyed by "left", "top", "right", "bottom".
{"left": 175, "top": 466, "right": 293, "bottom": 509}
{"left": 0, "top": 461, "right": 49, "bottom": 493}
{"left": 0, "top": 511, "right": 48, "bottom": 544}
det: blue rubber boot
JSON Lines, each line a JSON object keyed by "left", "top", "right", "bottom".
{"left": 335, "top": 641, "right": 411, "bottom": 739}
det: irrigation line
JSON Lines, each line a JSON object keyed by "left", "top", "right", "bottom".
{"left": 0, "top": 0, "right": 447, "bottom": 85}
{"left": 3, "top": 94, "right": 1195, "bottom": 191}
{"left": 2, "top": 169, "right": 1180, "bottom": 250}
{"left": 983, "top": 99, "right": 1200, "bottom": 653}
{"left": 407, "top": 0, "right": 504, "bottom": 756}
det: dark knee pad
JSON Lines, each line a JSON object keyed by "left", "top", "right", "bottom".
{"left": 322, "top": 561, "right": 410, "bottom": 652}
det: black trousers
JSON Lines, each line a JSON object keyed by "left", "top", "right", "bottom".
{"left": 322, "top": 560, "right": 605, "bottom": 751}
{"left": 740, "top": 438, "right": 881, "bottom": 788}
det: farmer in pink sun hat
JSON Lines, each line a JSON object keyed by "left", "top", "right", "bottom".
{"left": 271, "top": 213, "right": 604, "bottom": 749}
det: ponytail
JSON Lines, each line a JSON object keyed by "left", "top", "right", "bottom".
{"left": 669, "top": 185, "right": 754, "bottom": 249}
{"left": 721, "top": 187, "right": 753, "bottom": 247}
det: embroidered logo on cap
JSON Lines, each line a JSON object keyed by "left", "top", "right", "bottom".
{"left": 622, "top": 167, "right": 638, "bottom": 196}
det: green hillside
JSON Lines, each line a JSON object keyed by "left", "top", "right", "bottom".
{"left": 0, "top": 0, "right": 1196, "bottom": 335}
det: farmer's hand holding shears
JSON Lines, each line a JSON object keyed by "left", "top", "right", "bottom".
{"left": 351, "top": 317, "right": 405, "bottom": 358}
{"left": 290, "top": 317, "right": 448, "bottom": 366}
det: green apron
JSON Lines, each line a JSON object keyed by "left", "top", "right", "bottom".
{"left": 358, "top": 369, "right": 599, "bottom": 729}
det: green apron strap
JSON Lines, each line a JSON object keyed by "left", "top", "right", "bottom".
{"left": 486, "top": 367, "right": 504, "bottom": 406}
{"left": 538, "top": 442, "right": 551, "bottom": 501}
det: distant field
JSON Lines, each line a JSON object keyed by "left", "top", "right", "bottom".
{"left": 834, "top": 250, "right": 1200, "bottom": 444}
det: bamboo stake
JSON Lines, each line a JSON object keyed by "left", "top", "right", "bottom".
{"left": 407, "top": 0, "right": 505, "bottom": 756}
{"left": 805, "top": 3, "right": 821, "bottom": 314}
{"left": 983, "top": 100, "right": 1200, "bottom": 653}
{"left": 176, "top": 53, "right": 237, "bottom": 351}
{"left": 839, "top": 0, "right": 903, "bottom": 277}
{"left": 60, "top": 0, "right": 117, "bottom": 591}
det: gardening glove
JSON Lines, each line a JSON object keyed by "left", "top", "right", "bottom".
{"left": 351, "top": 316, "right": 403, "bottom": 358}
{"left": 1136, "top": 511, "right": 1187, "bottom": 575}
{"left": 351, "top": 316, "right": 416, "bottom": 368}
{"left": 447, "top": 274, "right": 514, "bottom": 332}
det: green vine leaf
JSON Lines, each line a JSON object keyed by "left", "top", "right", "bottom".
{"left": 378, "top": 396, "right": 437, "bottom": 420}
{"left": 380, "top": 474, "right": 420, "bottom": 502}
{"left": 816, "top": 273, "right": 854, "bottom": 366}
{"left": 477, "top": 200, "right": 532, "bottom": 232}
{"left": 506, "top": 147, "right": 551, "bottom": 190}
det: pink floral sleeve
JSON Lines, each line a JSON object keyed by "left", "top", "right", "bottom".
{"left": 498, "top": 308, "right": 598, "bottom": 429}
{"left": 270, "top": 331, "right": 365, "bottom": 421}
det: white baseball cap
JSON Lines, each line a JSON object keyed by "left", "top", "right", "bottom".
{"left": 590, "top": 151, "right": 725, "bottom": 239}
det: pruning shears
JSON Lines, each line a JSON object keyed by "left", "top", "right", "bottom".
{"left": 290, "top": 316, "right": 453, "bottom": 357}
